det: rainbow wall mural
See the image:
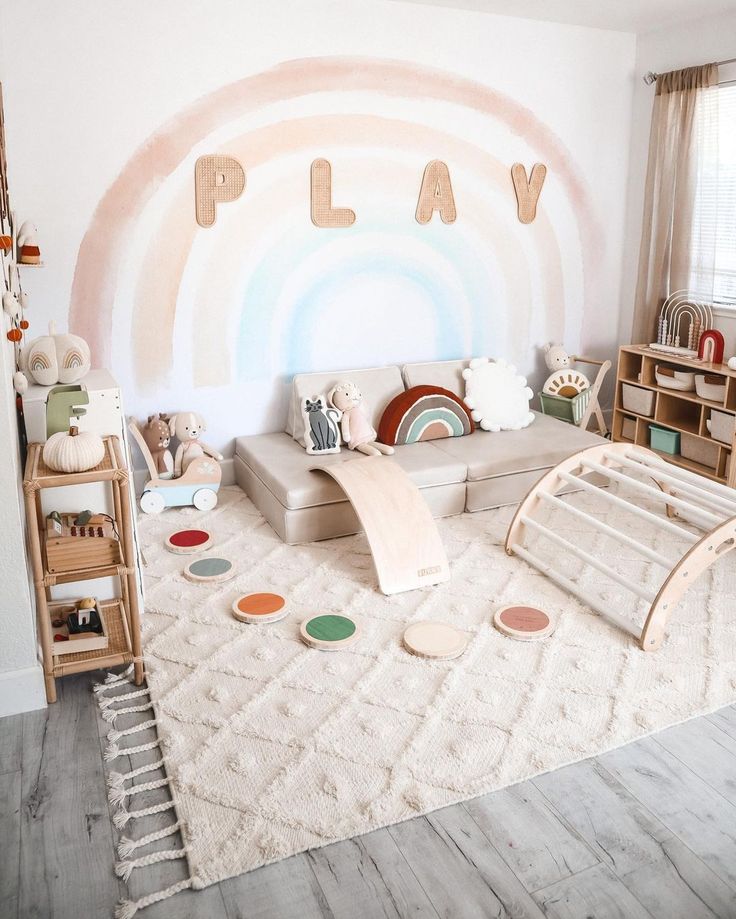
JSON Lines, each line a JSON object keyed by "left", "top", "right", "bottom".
{"left": 68, "top": 56, "right": 600, "bottom": 432}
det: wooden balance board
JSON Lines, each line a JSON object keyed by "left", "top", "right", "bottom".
{"left": 299, "top": 614, "right": 359, "bottom": 650}
{"left": 493, "top": 605, "right": 555, "bottom": 641}
{"left": 310, "top": 456, "right": 449, "bottom": 595}
{"left": 183, "top": 556, "right": 235, "bottom": 583}
{"left": 232, "top": 593, "right": 288, "bottom": 624}
{"left": 165, "top": 528, "right": 213, "bottom": 555}
{"left": 402, "top": 621, "right": 468, "bottom": 660}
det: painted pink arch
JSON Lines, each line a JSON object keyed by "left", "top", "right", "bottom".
{"left": 70, "top": 55, "right": 601, "bottom": 362}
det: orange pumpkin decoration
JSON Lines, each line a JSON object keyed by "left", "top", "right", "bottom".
{"left": 7, "top": 328, "right": 22, "bottom": 342}
{"left": 19, "top": 320, "right": 29, "bottom": 330}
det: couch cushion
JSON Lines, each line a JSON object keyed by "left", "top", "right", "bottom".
{"left": 287, "top": 365, "right": 405, "bottom": 446}
{"left": 402, "top": 359, "right": 470, "bottom": 400}
{"left": 432, "top": 412, "right": 606, "bottom": 480}
{"left": 236, "top": 432, "right": 467, "bottom": 510}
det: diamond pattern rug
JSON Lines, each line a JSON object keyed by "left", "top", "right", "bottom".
{"left": 136, "top": 484, "right": 736, "bottom": 889}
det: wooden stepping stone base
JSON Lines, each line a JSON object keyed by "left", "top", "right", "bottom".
{"left": 402, "top": 621, "right": 468, "bottom": 660}
{"left": 232, "top": 593, "right": 288, "bottom": 624}
{"left": 300, "top": 614, "right": 359, "bottom": 651}
{"left": 165, "top": 528, "right": 213, "bottom": 554}
{"left": 183, "top": 556, "right": 235, "bottom": 583}
{"left": 493, "top": 605, "right": 555, "bottom": 641}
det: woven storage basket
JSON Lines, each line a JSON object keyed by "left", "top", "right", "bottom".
{"left": 708, "top": 410, "right": 736, "bottom": 445}
{"left": 622, "top": 383, "right": 654, "bottom": 417}
{"left": 681, "top": 433, "right": 719, "bottom": 470}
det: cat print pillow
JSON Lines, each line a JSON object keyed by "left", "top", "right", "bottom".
{"left": 302, "top": 394, "right": 342, "bottom": 455}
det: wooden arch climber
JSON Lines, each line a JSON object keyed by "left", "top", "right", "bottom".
{"left": 505, "top": 442, "right": 736, "bottom": 651}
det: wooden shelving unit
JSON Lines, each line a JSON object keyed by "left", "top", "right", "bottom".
{"left": 22, "top": 436, "right": 143, "bottom": 702}
{"left": 612, "top": 345, "right": 736, "bottom": 487}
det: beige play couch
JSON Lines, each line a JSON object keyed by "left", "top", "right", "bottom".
{"left": 234, "top": 360, "right": 606, "bottom": 543}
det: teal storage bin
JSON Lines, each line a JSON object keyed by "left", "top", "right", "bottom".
{"left": 649, "top": 425, "right": 680, "bottom": 455}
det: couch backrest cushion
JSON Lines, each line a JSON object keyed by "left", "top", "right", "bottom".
{"left": 402, "top": 360, "right": 470, "bottom": 399}
{"left": 288, "top": 365, "right": 405, "bottom": 446}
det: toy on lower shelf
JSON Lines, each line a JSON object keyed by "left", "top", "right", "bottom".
{"left": 51, "top": 597, "right": 109, "bottom": 655}
{"left": 129, "top": 417, "right": 222, "bottom": 514}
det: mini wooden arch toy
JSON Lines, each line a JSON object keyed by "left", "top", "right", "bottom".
{"left": 505, "top": 442, "right": 736, "bottom": 651}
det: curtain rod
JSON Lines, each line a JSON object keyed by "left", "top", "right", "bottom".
{"left": 644, "top": 57, "right": 736, "bottom": 84}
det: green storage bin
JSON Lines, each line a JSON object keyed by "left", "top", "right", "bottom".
{"left": 539, "top": 389, "right": 591, "bottom": 425}
{"left": 649, "top": 425, "right": 680, "bottom": 455}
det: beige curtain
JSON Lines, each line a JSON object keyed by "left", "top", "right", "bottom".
{"left": 631, "top": 63, "right": 719, "bottom": 344}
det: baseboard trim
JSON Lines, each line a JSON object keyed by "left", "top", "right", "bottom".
{"left": 0, "top": 664, "right": 47, "bottom": 717}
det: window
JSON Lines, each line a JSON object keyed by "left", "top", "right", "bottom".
{"left": 690, "top": 82, "right": 736, "bottom": 307}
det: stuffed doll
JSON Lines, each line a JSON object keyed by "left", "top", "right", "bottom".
{"left": 541, "top": 343, "right": 589, "bottom": 397}
{"left": 17, "top": 220, "right": 41, "bottom": 265}
{"left": 169, "top": 411, "right": 224, "bottom": 476}
{"left": 328, "top": 381, "right": 394, "bottom": 457}
{"left": 142, "top": 414, "right": 174, "bottom": 478}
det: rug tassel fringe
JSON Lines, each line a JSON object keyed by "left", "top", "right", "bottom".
{"left": 117, "top": 821, "right": 181, "bottom": 859}
{"left": 114, "top": 799, "right": 176, "bottom": 830}
{"left": 108, "top": 758, "right": 165, "bottom": 790}
{"left": 107, "top": 718, "right": 157, "bottom": 745}
{"left": 105, "top": 739, "right": 160, "bottom": 762}
{"left": 102, "top": 702, "right": 154, "bottom": 724}
{"left": 114, "top": 878, "right": 193, "bottom": 919}
{"left": 95, "top": 662, "right": 192, "bottom": 918}
{"left": 109, "top": 776, "right": 170, "bottom": 808}
{"left": 94, "top": 664, "right": 135, "bottom": 693}
{"left": 99, "top": 688, "right": 151, "bottom": 710}
{"left": 115, "top": 847, "right": 187, "bottom": 882}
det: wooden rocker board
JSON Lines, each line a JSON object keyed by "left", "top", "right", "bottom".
{"left": 310, "top": 457, "right": 449, "bottom": 595}
{"left": 183, "top": 556, "right": 235, "bottom": 583}
{"left": 232, "top": 593, "right": 288, "bottom": 624}
{"left": 402, "top": 621, "right": 468, "bottom": 660}
{"left": 299, "top": 614, "right": 359, "bottom": 650}
{"left": 165, "top": 528, "right": 213, "bottom": 554}
{"left": 493, "top": 605, "right": 555, "bottom": 641}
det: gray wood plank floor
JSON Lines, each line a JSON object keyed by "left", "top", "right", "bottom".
{"left": 3, "top": 672, "right": 736, "bottom": 919}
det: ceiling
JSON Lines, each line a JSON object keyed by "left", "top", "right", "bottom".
{"left": 391, "top": 0, "right": 736, "bottom": 33}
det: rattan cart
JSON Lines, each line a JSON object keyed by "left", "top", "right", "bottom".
{"left": 22, "top": 436, "right": 143, "bottom": 702}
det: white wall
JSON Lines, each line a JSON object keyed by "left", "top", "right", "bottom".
{"left": 0, "top": 0, "right": 636, "bottom": 456}
{"left": 0, "top": 12, "right": 47, "bottom": 716}
{"left": 619, "top": 10, "right": 736, "bottom": 351}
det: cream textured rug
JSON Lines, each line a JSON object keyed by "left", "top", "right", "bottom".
{"left": 126, "top": 484, "right": 736, "bottom": 896}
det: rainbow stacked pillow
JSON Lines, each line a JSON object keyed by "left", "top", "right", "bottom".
{"left": 378, "top": 385, "right": 473, "bottom": 445}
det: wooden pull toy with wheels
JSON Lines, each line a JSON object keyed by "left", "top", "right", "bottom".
{"left": 128, "top": 414, "right": 222, "bottom": 514}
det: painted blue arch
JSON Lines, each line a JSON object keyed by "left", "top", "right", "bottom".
{"left": 235, "top": 219, "right": 508, "bottom": 381}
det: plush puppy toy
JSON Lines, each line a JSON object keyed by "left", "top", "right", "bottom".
{"left": 328, "top": 381, "right": 394, "bottom": 457}
{"left": 169, "top": 412, "right": 224, "bottom": 476}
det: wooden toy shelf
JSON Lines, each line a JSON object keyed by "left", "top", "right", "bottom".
{"left": 23, "top": 436, "right": 143, "bottom": 702}
{"left": 612, "top": 345, "right": 736, "bottom": 487}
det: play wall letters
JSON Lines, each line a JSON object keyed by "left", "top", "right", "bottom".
{"left": 194, "top": 155, "right": 547, "bottom": 226}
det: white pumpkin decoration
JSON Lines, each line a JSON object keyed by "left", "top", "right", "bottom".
{"left": 43, "top": 425, "right": 105, "bottom": 473}
{"left": 20, "top": 321, "right": 91, "bottom": 386}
